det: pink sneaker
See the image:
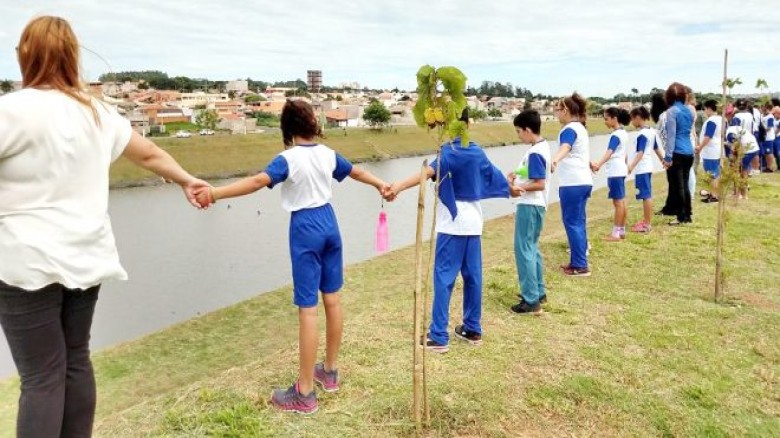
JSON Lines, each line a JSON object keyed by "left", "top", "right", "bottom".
{"left": 631, "top": 221, "right": 650, "bottom": 233}
{"left": 271, "top": 382, "right": 318, "bottom": 414}
{"left": 314, "top": 363, "right": 340, "bottom": 392}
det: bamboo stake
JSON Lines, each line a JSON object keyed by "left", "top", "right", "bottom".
{"left": 421, "top": 145, "right": 443, "bottom": 426}
{"left": 412, "top": 160, "right": 428, "bottom": 434}
{"left": 715, "top": 49, "right": 728, "bottom": 302}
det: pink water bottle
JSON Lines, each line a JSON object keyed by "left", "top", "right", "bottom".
{"left": 375, "top": 210, "right": 389, "bottom": 253}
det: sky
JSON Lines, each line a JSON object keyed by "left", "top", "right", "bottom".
{"left": 1, "top": 0, "right": 777, "bottom": 98}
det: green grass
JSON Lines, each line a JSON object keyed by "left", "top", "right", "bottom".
{"left": 1, "top": 174, "right": 778, "bottom": 437}
{"left": 109, "top": 120, "right": 611, "bottom": 187}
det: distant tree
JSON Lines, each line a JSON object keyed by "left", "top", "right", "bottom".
{"left": 195, "top": 109, "right": 220, "bottom": 130}
{"left": 523, "top": 99, "right": 533, "bottom": 111}
{"left": 363, "top": 100, "right": 391, "bottom": 129}
{"left": 244, "top": 94, "right": 266, "bottom": 103}
{"left": 137, "top": 81, "right": 149, "bottom": 90}
{"left": 470, "top": 107, "right": 487, "bottom": 121}
{"left": 252, "top": 111, "right": 280, "bottom": 127}
{"left": 487, "top": 108, "right": 502, "bottom": 119}
{"left": 631, "top": 88, "right": 639, "bottom": 103}
{"left": 228, "top": 90, "right": 236, "bottom": 99}
{"left": 0, "top": 80, "right": 13, "bottom": 94}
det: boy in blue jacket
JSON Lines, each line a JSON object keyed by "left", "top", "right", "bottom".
{"left": 389, "top": 109, "right": 509, "bottom": 353}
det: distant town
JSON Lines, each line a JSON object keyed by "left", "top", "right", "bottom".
{"left": 0, "top": 70, "right": 766, "bottom": 138}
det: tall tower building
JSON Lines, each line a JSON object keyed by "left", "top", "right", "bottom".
{"left": 307, "top": 70, "right": 322, "bottom": 93}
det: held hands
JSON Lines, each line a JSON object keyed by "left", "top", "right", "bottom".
{"left": 192, "top": 185, "right": 215, "bottom": 209}
{"left": 380, "top": 182, "right": 396, "bottom": 202}
{"left": 182, "top": 178, "right": 213, "bottom": 209}
{"left": 589, "top": 162, "right": 601, "bottom": 173}
{"left": 551, "top": 161, "right": 558, "bottom": 174}
{"left": 663, "top": 160, "right": 672, "bottom": 170}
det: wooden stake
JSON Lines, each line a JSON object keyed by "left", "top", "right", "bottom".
{"left": 421, "top": 148, "right": 443, "bottom": 426}
{"left": 412, "top": 160, "right": 428, "bottom": 434}
{"left": 715, "top": 49, "right": 728, "bottom": 303}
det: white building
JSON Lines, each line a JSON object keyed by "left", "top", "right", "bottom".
{"left": 177, "top": 91, "right": 230, "bottom": 108}
{"left": 226, "top": 80, "right": 249, "bottom": 93}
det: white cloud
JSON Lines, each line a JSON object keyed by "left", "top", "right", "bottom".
{"left": 1, "top": 0, "right": 778, "bottom": 97}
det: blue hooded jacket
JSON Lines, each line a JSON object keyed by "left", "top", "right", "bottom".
{"left": 430, "top": 138, "right": 510, "bottom": 218}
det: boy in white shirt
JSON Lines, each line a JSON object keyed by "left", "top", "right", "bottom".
{"left": 508, "top": 110, "right": 551, "bottom": 315}
{"left": 761, "top": 103, "right": 776, "bottom": 172}
{"left": 695, "top": 100, "right": 723, "bottom": 202}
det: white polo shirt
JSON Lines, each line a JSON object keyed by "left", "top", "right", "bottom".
{"left": 0, "top": 89, "right": 132, "bottom": 290}
{"left": 556, "top": 121, "right": 592, "bottom": 187}
{"left": 699, "top": 115, "right": 723, "bottom": 160}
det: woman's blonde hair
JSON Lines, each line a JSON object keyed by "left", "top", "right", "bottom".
{"left": 17, "top": 16, "right": 99, "bottom": 122}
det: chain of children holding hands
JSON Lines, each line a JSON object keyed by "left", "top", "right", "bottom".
{"left": 4, "top": 19, "right": 778, "bottom": 438}
{"left": 189, "top": 82, "right": 775, "bottom": 413}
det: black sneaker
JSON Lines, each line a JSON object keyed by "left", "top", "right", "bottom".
{"left": 420, "top": 335, "right": 449, "bottom": 353}
{"left": 453, "top": 325, "right": 482, "bottom": 346}
{"left": 511, "top": 300, "right": 543, "bottom": 315}
{"left": 701, "top": 195, "right": 719, "bottom": 203}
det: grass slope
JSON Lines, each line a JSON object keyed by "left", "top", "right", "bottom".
{"left": 1, "top": 175, "right": 778, "bottom": 437}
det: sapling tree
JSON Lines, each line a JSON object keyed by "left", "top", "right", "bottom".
{"left": 409, "top": 65, "right": 469, "bottom": 434}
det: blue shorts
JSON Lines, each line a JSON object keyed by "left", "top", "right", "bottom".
{"left": 702, "top": 159, "right": 721, "bottom": 179}
{"left": 724, "top": 145, "right": 732, "bottom": 158}
{"left": 635, "top": 173, "right": 652, "bottom": 200}
{"left": 289, "top": 203, "right": 343, "bottom": 307}
{"left": 774, "top": 138, "right": 780, "bottom": 155}
{"left": 763, "top": 141, "right": 775, "bottom": 154}
{"left": 607, "top": 176, "right": 626, "bottom": 200}
{"left": 742, "top": 152, "right": 757, "bottom": 170}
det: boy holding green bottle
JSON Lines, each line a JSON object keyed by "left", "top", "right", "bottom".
{"left": 507, "top": 110, "right": 551, "bottom": 315}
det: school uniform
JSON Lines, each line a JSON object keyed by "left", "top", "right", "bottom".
{"left": 726, "top": 126, "right": 759, "bottom": 170}
{"left": 557, "top": 121, "right": 593, "bottom": 269}
{"left": 513, "top": 140, "right": 551, "bottom": 306}
{"left": 427, "top": 138, "right": 509, "bottom": 346}
{"left": 700, "top": 115, "right": 723, "bottom": 178}
{"left": 630, "top": 127, "right": 660, "bottom": 199}
{"left": 761, "top": 113, "right": 776, "bottom": 155}
{"left": 605, "top": 128, "right": 628, "bottom": 200}
{"left": 264, "top": 143, "right": 353, "bottom": 308}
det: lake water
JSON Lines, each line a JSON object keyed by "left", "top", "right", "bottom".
{"left": 1, "top": 135, "right": 644, "bottom": 377}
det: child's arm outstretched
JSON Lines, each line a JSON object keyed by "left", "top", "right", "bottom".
{"left": 349, "top": 166, "right": 391, "bottom": 197}
{"left": 389, "top": 165, "right": 435, "bottom": 197}
{"left": 196, "top": 172, "right": 272, "bottom": 206}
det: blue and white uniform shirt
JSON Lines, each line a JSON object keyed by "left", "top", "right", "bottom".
{"left": 605, "top": 128, "right": 628, "bottom": 178}
{"left": 556, "top": 121, "right": 593, "bottom": 187}
{"left": 264, "top": 144, "right": 352, "bottom": 212}
{"left": 726, "top": 126, "right": 759, "bottom": 154}
{"left": 514, "top": 140, "right": 552, "bottom": 208}
{"left": 631, "top": 127, "right": 659, "bottom": 175}
{"left": 762, "top": 114, "right": 776, "bottom": 142}
{"left": 699, "top": 115, "right": 723, "bottom": 160}
{"left": 733, "top": 112, "right": 754, "bottom": 134}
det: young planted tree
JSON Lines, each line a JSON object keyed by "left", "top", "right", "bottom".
{"left": 410, "top": 65, "right": 468, "bottom": 433}
{"left": 714, "top": 51, "right": 750, "bottom": 302}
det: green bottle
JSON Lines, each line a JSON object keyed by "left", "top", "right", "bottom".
{"left": 514, "top": 165, "right": 528, "bottom": 179}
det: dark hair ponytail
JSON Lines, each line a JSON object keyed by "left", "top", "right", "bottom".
{"left": 630, "top": 106, "right": 650, "bottom": 121}
{"left": 561, "top": 92, "right": 588, "bottom": 126}
{"left": 604, "top": 107, "right": 630, "bottom": 126}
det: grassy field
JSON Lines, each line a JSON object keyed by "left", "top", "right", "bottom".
{"left": 109, "top": 120, "right": 611, "bottom": 187}
{"left": 1, "top": 174, "right": 777, "bottom": 437}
